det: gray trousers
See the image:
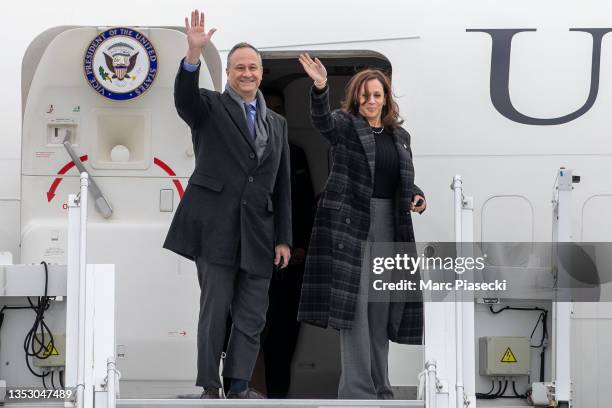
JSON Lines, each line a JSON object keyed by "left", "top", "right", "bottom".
{"left": 338, "top": 198, "right": 394, "bottom": 400}
{"left": 194, "top": 257, "right": 271, "bottom": 389}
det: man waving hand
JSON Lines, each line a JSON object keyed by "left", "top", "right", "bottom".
{"left": 164, "top": 9, "right": 292, "bottom": 399}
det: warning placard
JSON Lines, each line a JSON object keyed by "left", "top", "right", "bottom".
{"left": 500, "top": 347, "right": 517, "bottom": 363}
{"left": 42, "top": 341, "right": 60, "bottom": 357}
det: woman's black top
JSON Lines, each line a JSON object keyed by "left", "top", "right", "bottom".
{"left": 372, "top": 127, "right": 399, "bottom": 198}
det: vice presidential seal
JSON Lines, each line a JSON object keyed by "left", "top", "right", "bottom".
{"left": 84, "top": 27, "right": 158, "bottom": 101}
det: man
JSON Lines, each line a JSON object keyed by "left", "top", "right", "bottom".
{"left": 163, "top": 10, "right": 292, "bottom": 399}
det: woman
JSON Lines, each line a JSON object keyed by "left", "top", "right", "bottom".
{"left": 297, "top": 53, "right": 426, "bottom": 400}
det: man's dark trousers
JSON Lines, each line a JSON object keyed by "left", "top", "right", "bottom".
{"left": 195, "top": 257, "right": 271, "bottom": 388}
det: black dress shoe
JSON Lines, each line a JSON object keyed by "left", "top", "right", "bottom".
{"left": 225, "top": 388, "right": 265, "bottom": 399}
{"left": 200, "top": 388, "right": 221, "bottom": 399}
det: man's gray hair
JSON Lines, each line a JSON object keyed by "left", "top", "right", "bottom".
{"left": 227, "top": 42, "right": 262, "bottom": 67}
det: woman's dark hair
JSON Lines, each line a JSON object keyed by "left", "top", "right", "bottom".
{"left": 341, "top": 69, "right": 403, "bottom": 128}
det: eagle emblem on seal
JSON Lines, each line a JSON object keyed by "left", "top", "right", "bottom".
{"left": 100, "top": 42, "right": 139, "bottom": 82}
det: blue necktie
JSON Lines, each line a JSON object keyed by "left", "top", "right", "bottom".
{"left": 245, "top": 103, "right": 257, "bottom": 140}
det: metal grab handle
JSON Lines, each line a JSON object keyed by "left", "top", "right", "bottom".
{"left": 63, "top": 131, "right": 113, "bottom": 218}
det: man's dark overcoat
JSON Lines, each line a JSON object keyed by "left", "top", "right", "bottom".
{"left": 164, "top": 61, "right": 292, "bottom": 278}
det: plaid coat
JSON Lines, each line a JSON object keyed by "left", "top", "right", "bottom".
{"left": 297, "top": 87, "right": 424, "bottom": 345}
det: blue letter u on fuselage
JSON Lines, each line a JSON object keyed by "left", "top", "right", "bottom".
{"left": 467, "top": 28, "right": 612, "bottom": 125}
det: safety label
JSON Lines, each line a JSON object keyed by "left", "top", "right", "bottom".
{"left": 42, "top": 341, "right": 60, "bottom": 357}
{"left": 500, "top": 347, "right": 517, "bottom": 363}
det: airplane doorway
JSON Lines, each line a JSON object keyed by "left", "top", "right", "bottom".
{"left": 257, "top": 51, "right": 395, "bottom": 399}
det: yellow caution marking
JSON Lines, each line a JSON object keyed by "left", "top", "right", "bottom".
{"left": 42, "top": 341, "right": 60, "bottom": 357}
{"left": 500, "top": 347, "right": 517, "bottom": 363}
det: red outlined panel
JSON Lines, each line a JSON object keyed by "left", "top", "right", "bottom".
{"left": 46, "top": 155, "right": 184, "bottom": 202}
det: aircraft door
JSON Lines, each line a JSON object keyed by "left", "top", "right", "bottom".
{"left": 20, "top": 26, "right": 221, "bottom": 396}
